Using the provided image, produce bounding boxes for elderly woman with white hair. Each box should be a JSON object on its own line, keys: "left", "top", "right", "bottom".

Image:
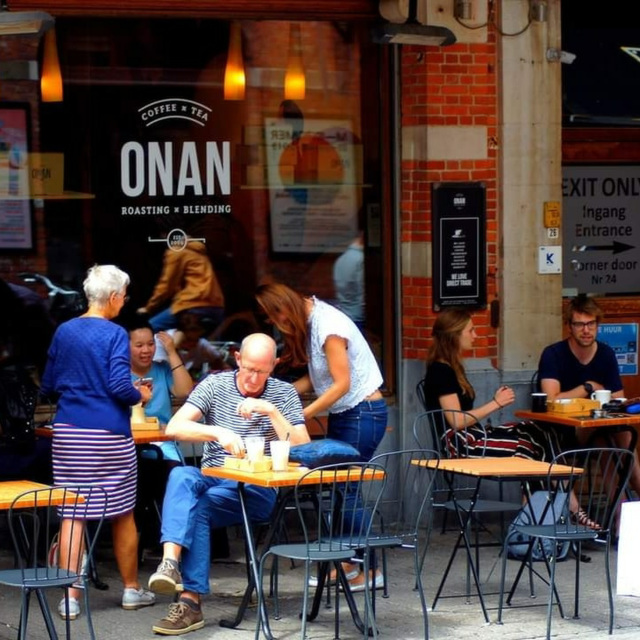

{"left": 41, "top": 265, "right": 156, "bottom": 620}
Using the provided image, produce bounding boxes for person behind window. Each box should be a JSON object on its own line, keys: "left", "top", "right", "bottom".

{"left": 40, "top": 265, "right": 156, "bottom": 620}
{"left": 137, "top": 239, "right": 225, "bottom": 334}
{"left": 255, "top": 282, "right": 387, "bottom": 591}
{"left": 153, "top": 310, "right": 231, "bottom": 379}
{"left": 332, "top": 231, "right": 365, "bottom": 330}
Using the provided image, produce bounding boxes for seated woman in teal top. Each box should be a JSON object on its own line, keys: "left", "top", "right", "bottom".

{"left": 126, "top": 316, "right": 194, "bottom": 463}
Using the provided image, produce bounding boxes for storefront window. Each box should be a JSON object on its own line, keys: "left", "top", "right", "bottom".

{"left": 1, "top": 16, "right": 391, "bottom": 386}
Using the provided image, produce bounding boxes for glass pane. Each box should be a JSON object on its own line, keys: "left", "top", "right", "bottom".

{"left": 2, "top": 16, "right": 389, "bottom": 385}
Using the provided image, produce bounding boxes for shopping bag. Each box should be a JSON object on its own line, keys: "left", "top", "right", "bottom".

{"left": 616, "top": 501, "right": 640, "bottom": 596}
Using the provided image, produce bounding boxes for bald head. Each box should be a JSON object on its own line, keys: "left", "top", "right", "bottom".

{"left": 240, "top": 333, "right": 278, "bottom": 361}
{"left": 236, "top": 333, "right": 279, "bottom": 396}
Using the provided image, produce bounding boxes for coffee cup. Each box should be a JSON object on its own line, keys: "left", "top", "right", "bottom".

{"left": 591, "top": 389, "right": 611, "bottom": 407}
{"left": 531, "top": 392, "right": 547, "bottom": 413}
{"left": 131, "top": 403, "right": 145, "bottom": 424}
{"left": 270, "top": 440, "right": 291, "bottom": 472}
{"left": 244, "top": 436, "right": 265, "bottom": 463}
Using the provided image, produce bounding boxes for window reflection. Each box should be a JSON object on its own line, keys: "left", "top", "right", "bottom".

{"left": 1, "top": 17, "right": 387, "bottom": 384}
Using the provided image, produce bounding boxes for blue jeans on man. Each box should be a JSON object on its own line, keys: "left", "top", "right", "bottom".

{"left": 160, "top": 466, "right": 276, "bottom": 594}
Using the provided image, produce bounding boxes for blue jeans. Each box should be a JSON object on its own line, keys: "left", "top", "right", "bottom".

{"left": 327, "top": 398, "right": 388, "bottom": 540}
{"left": 327, "top": 398, "right": 388, "bottom": 462}
{"left": 160, "top": 466, "right": 276, "bottom": 594}
{"left": 149, "top": 306, "right": 225, "bottom": 332}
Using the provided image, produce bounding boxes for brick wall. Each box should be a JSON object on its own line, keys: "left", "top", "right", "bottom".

{"left": 400, "top": 35, "right": 499, "bottom": 364}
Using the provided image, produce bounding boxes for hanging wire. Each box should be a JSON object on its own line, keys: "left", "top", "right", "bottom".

{"left": 455, "top": 0, "right": 533, "bottom": 37}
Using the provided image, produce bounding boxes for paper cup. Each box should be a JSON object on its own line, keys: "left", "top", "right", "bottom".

{"left": 270, "top": 440, "right": 291, "bottom": 472}
{"left": 244, "top": 436, "right": 265, "bottom": 463}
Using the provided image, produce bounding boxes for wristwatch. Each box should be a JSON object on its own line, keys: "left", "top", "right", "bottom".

{"left": 583, "top": 382, "right": 594, "bottom": 396}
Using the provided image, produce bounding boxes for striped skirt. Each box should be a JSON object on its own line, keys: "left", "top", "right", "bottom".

{"left": 52, "top": 425, "right": 137, "bottom": 519}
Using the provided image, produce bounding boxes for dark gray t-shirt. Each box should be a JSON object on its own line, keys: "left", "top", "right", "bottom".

{"left": 537, "top": 339, "right": 623, "bottom": 393}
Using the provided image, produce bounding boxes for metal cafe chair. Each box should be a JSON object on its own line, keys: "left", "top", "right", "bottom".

{"left": 366, "top": 448, "right": 440, "bottom": 640}
{"left": 254, "top": 461, "right": 387, "bottom": 640}
{"left": 497, "top": 447, "right": 634, "bottom": 640}
{"left": 0, "top": 485, "right": 108, "bottom": 640}
{"left": 412, "top": 410, "right": 521, "bottom": 607}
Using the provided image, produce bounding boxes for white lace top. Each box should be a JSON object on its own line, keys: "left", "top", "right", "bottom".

{"left": 307, "top": 297, "right": 383, "bottom": 414}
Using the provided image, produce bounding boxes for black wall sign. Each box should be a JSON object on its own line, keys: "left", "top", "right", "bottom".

{"left": 432, "top": 182, "right": 486, "bottom": 311}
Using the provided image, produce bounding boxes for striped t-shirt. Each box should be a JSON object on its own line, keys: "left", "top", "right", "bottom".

{"left": 185, "top": 370, "right": 305, "bottom": 468}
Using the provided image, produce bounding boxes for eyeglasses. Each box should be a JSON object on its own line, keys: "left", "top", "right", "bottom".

{"left": 239, "top": 364, "right": 271, "bottom": 377}
{"left": 571, "top": 320, "right": 597, "bottom": 330}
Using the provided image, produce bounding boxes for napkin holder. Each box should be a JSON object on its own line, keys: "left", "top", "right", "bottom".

{"left": 224, "top": 456, "right": 273, "bottom": 472}
{"left": 547, "top": 398, "right": 600, "bottom": 414}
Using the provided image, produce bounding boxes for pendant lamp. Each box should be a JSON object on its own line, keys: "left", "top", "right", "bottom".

{"left": 284, "top": 23, "right": 305, "bottom": 100}
{"left": 41, "top": 27, "right": 63, "bottom": 102}
{"left": 224, "top": 22, "right": 245, "bottom": 100}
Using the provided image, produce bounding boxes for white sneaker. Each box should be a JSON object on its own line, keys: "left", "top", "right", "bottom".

{"left": 58, "top": 596, "right": 80, "bottom": 620}
{"left": 122, "top": 587, "right": 156, "bottom": 610}
{"left": 308, "top": 565, "right": 360, "bottom": 587}
{"left": 342, "top": 570, "right": 384, "bottom": 593}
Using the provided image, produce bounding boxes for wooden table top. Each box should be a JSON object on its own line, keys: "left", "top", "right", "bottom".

{"left": 203, "top": 464, "right": 384, "bottom": 488}
{"left": 36, "top": 425, "right": 175, "bottom": 445}
{"left": 418, "top": 456, "right": 580, "bottom": 478}
{"left": 0, "top": 480, "right": 80, "bottom": 510}
{"left": 515, "top": 409, "right": 640, "bottom": 429}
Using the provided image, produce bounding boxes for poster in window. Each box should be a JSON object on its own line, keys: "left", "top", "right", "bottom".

{"left": 432, "top": 182, "right": 486, "bottom": 310}
{"left": 0, "top": 103, "right": 33, "bottom": 250}
{"left": 264, "top": 116, "right": 359, "bottom": 253}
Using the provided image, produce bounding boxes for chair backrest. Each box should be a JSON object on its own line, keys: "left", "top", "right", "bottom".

{"left": 530, "top": 370, "right": 540, "bottom": 393}
{"left": 293, "top": 462, "right": 387, "bottom": 552}
{"left": 416, "top": 379, "right": 427, "bottom": 412}
{"left": 368, "top": 448, "right": 440, "bottom": 543}
{"left": 412, "top": 409, "right": 487, "bottom": 459}
{"left": 8, "top": 485, "right": 108, "bottom": 587}
{"left": 546, "top": 447, "right": 634, "bottom": 536}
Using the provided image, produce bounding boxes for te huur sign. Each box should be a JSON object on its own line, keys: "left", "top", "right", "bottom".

{"left": 432, "top": 181, "right": 486, "bottom": 311}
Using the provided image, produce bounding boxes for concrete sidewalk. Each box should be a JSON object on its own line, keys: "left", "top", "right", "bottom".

{"left": 1, "top": 526, "right": 640, "bottom": 640}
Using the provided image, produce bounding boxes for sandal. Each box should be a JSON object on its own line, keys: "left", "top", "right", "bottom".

{"left": 570, "top": 508, "right": 602, "bottom": 531}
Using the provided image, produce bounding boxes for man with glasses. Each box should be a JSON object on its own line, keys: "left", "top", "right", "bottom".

{"left": 538, "top": 294, "right": 640, "bottom": 498}
{"left": 538, "top": 295, "right": 623, "bottom": 405}
{"left": 148, "top": 333, "right": 309, "bottom": 636}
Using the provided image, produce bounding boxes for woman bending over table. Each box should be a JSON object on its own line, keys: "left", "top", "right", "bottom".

{"left": 255, "top": 282, "right": 388, "bottom": 590}
{"left": 41, "top": 265, "right": 156, "bottom": 621}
